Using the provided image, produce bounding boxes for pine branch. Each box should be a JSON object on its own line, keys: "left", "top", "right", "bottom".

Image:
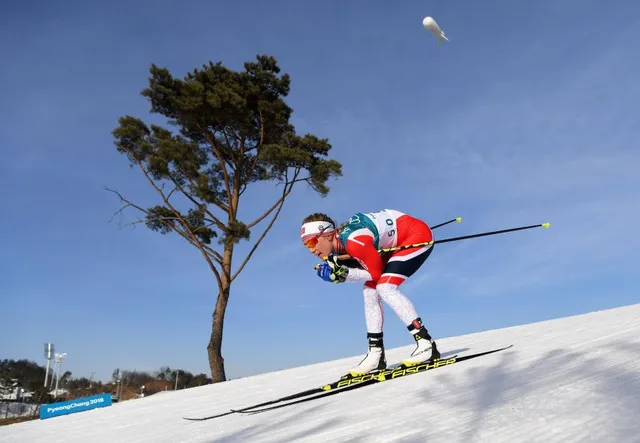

{"left": 249, "top": 110, "right": 265, "bottom": 173}
{"left": 197, "top": 123, "right": 235, "bottom": 216}
{"left": 107, "top": 151, "right": 224, "bottom": 280}
{"left": 231, "top": 168, "right": 300, "bottom": 282}
{"left": 246, "top": 193, "right": 286, "bottom": 229}
{"left": 105, "top": 187, "right": 223, "bottom": 265}
{"left": 165, "top": 171, "right": 227, "bottom": 232}
{"left": 165, "top": 157, "right": 230, "bottom": 214}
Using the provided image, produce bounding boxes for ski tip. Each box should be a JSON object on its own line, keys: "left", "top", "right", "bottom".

{"left": 456, "top": 217, "right": 462, "bottom": 223}
{"left": 183, "top": 409, "right": 237, "bottom": 421}
{"left": 541, "top": 222, "right": 550, "bottom": 228}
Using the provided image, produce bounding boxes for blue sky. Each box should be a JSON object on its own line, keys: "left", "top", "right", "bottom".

{"left": 1, "top": 0, "right": 639, "bottom": 383}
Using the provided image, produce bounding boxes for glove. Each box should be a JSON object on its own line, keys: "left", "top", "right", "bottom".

{"left": 316, "top": 253, "right": 349, "bottom": 283}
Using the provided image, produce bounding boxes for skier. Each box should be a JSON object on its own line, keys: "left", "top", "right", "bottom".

{"left": 300, "top": 209, "right": 441, "bottom": 377}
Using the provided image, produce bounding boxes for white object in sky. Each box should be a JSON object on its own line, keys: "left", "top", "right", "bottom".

{"left": 422, "top": 16, "right": 449, "bottom": 45}
{"left": 1, "top": 304, "right": 639, "bottom": 442}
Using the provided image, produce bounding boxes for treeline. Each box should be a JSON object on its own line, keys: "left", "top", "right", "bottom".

{"left": 1, "top": 358, "right": 212, "bottom": 402}
{"left": 0, "top": 359, "right": 55, "bottom": 405}
{"left": 113, "top": 366, "right": 211, "bottom": 390}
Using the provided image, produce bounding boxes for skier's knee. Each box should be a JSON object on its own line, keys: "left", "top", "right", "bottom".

{"left": 376, "top": 278, "right": 403, "bottom": 291}
{"left": 375, "top": 282, "right": 397, "bottom": 295}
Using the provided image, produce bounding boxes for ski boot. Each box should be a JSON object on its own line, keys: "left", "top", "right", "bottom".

{"left": 344, "top": 332, "right": 387, "bottom": 378}
{"left": 402, "top": 317, "right": 441, "bottom": 367}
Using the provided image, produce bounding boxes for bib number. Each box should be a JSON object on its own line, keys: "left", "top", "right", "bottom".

{"left": 386, "top": 218, "right": 395, "bottom": 237}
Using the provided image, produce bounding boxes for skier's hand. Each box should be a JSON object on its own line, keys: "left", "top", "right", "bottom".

{"left": 316, "top": 254, "right": 348, "bottom": 283}
{"left": 325, "top": 253, "right": 343, "bottom": 267}
{"left": 316, "top": 263, "right": 348, "bottom": 283}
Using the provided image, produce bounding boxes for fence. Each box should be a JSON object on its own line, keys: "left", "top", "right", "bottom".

{"left": 0, "top": 401, "right": 40, "bottom": 420}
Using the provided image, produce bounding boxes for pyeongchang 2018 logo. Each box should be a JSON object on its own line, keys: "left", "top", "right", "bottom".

{"left": 47, "top": 397, "right": 105, "bottom": 413}
{"left": 40, "top": 393, "right": 112, "bottom": 419}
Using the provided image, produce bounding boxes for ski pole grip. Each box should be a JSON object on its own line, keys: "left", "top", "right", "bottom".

{"left": 313, "top": 253, "right": 352, "bottom": 270}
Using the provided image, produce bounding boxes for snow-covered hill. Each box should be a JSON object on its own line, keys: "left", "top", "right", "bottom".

{"left": 2, "top": 304, "right": 639, "bottom": 443}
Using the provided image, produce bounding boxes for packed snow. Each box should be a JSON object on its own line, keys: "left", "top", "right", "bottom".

{"left": 1, "top": 304, "right": 639, "bottom": 442}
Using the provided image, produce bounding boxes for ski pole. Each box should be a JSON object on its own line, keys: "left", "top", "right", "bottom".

{"left": 314, "top": 221, "right": 549, "bottom": 266}
{"left": 431, "top": 216, "right": 462, "bottom": 230}
{"left": 433, "top": 222, "right": 550, "bottom": 244}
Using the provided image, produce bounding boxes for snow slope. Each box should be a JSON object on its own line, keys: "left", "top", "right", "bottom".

{"left": 2, "top": 304, "right": 639, "bottom": 443}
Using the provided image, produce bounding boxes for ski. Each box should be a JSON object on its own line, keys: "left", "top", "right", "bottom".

{"left": 227, "top": 354, "right": 459, "bottom": 415}
{"left": 183, "top": 345, "right": 511, "bottom": 421}
{"left": 181, "top": 358, "right": 443, "bottom": 422}
{"left": 235, "top": 345, "right": 512, "bottom": 415}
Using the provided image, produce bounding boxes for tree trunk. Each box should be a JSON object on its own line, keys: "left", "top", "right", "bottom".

{"left": 207, "top": 282, "right": 229, "bottom": 382}
{"left": 207, "top": 243, "right": 233, "bottom": 383}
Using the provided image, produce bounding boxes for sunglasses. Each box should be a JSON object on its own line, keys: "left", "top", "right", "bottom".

{"left": 303, "top": 231, "right": 334, "bottom": 249}
{"left": 303, "top": 234, "right": 320, "bottom": 249}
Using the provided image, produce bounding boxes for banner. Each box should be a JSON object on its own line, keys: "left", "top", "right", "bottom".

{"left": 40, "top": 393, "right": 112, "bottom": 420}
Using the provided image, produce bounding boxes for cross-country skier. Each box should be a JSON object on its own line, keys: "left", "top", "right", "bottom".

{"left": 300, "top": 209, "right": 441, "bottom": 376}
